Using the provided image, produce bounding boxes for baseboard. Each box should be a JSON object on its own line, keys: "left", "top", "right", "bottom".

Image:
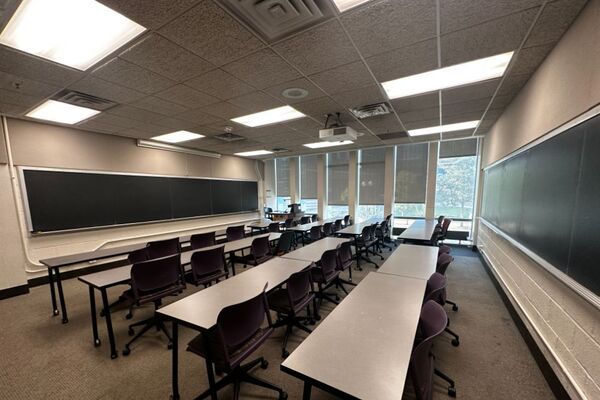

{"left": 476, "top": 249, "right": 571, "bottom": 400}
{"left": 0, "top": 284, "right": 30, "bottom": 300}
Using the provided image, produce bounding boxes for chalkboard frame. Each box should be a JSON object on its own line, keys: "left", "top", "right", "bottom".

{"left": 480, "top": 104, "right": 600, "bottom": 310}
{"left": 18, "top": 166, "right": 259, "bottom": 235}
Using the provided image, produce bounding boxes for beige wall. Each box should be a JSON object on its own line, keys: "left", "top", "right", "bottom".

{"left": 479, "top": 1, "right": 600, "bottom": 399}
{"left": 1, "top": 118, "right": 261, "bottom": 284}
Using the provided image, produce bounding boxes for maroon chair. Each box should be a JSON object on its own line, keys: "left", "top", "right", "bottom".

{"left": 284, "top": 218, "right": 295, "bottom": 228}
{"left": 353, "top": 225, "right": 379, "bottom": 269}
{"left": 226, "top": 225, "right": 246, "bottom": 241}
{"left": 424, "top": 273, "right": 460, "bottom": 347}
{"left": 300, "top": 216, "right": 311, "bottom": 224}
{"left": 322, "top": 222, "right": 334, "bottom": 237}
{"left": 272, "top": 231, "right": 294, "bottom": 256}
{"left": 147, "top": 238, "right": 180, "bottom": 259}
{"left": 190, "top": 232, "right": 216, "bottom": 250}
{"left": 312, "top": 249, "right": 341, "bottom": 308}
{"left": 333, "top": 219, "right": 343, "bottom": 233}
{"left": 186, "top": 285, "right": 287, "bottom": 400}
{"left": 268, "top": 267, "right": 316, "bottom": 357}
{"left": 122, "top": 254, "right": 185, "bottom": 356}
{"left": 409, "top": 300, "right": 456, "bottom": 399}
{"left": 304, "top": 225, "right": 322, "bottom": 244}
{"left": 243, "top": 236, "right": 273, "bottom": 267}
{"left": 436, "top": 254, "right": 459, "bottom": 311}
{"left": 190, "top": 246, "right": 229, "bottom": 287}
{"left": 343, "top": 214, "right": 351, "bottom": 227}
{"left": 438, "top": 245, "right": 452, "bottom": 256}
{"left": 268, "top": 222, "right": 281, "bottom": 232}
{"left": 439, "top": 218, "right": 452, "bottom": 243}
{"left": 336, "top": 241, "right": 357, "bottom": 292}
{"left": 311, "top": 214, "right": 318, "bottom": 222}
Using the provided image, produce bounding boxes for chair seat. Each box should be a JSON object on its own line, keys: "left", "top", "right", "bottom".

{"left": 191, "top": 269, "right": 228, "bottom": 286}
{"left": 438, "top": 245, "right": 451, "bottom": 255}
{"left": 311, "top": 268, "right": 339, "bottom": 284}
{"left": 187, "top": 326, "right": 274, "bottom": 370}
{"left": 267, "top": 288, "right": 314, "bottom": 314}
{"left": 123, "top": 284, "right": 183, "bottom": 306}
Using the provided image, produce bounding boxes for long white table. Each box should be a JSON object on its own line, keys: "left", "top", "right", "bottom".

{"left": 377, "top": 244, "right": 438, "bottom": 281}
{"left": 398, "top": 219, "right": 437, "bottom": 242}
{"left": 157, "top": 257, "right": 313, "bottom": 399}
{"left": 282, "top": 237, "right": 350, "bottom": 263}
{"left": 281, "top": 272, "right": 427, "bottom": 399}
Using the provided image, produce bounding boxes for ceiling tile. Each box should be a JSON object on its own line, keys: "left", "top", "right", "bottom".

{"left": 97, "top": 0, "right": 200, "bottom": 29}
{"left": 153, "top": 116, "right": 196, "bottom": 130}
{"left": 498, "top": 73, "right": 530, "bottom": 96}
{"left": 77, "top": 119, "right": 125, "bottom": 134}
{"left": 441, "top": 79, "right": 500, "bottom": 105}
{"left": 331, "top": 84, "right": 386, "bottom": 109}
{"left": 159, "top": 0, "right": 264, "bottom": 66}
{"left": 365, "top": 38, "right": 438, "bottom": 83}
{"left": 92, "top": 58, "right": 175, "bottom": 94}
{"left": 391, "top": 93, "right": 438, "bottom": 113}
{"left": 0, "top": 87, "right": 43, "bottom": 109}
{"left": 441, "top": 130, "right": 475, "bottom": 140}
{"left": 488, "top": 94, "right": 515, "bottom": 111}
{"left": 185, "top": 69, "right": 255, "bottom": 100}
{"left": 155, "top": 84, "right": 219, "bottom": 107}
{"left": 341, "top": 0, "right": 437, "bottom": 58}
{"left": 199, "top": 101, "right": 248, "bottom": 119}
{"left": 107, "top": 104, "right": 167, "bottom": 125}
{"left": 309, "top": 61, "right": 374, "bottom": 95}
{"left": 263, "top": 78, "right": 327, "bottom": 104}
{"left": 397, "top": 105, "right": 439, "bottom": 124}
{"left": 85, "top": 113, "right": 140, "bottom": 129}
{"left": 129, "top": 96, "right": 188, "bottom": 116}
{"left": 442, "top": 97, "right": 492, "bottom": 118}
{"left": 120, "top": 124, "right": 172, "bottom": 138}
{"left": 525, "top": 0, "right": 587, "bottom": 48}
{"left": 440, "top": 0, "right": 542, "bottom": 34}
{"left": 227, "top": 91, "right": 284, "bottom": 112}
{"left": 69, "top": 75, "right": 146, "bottom": 104}
{"left": 403, "top": 118, "right": 438, "bottom": 130}
{"left": 0, "top": 46, "right": 82, "bottom": 87}
{"left": 441, "top": 8, "right": 539, "bottom": 66}
{"left": 442, "top": 110, "right": 490, "bottom": 125}
{"left": 0, "top": 71, "right": 59, "bottom": 98}
{"left": 360, "top": 113, "right": 403, "bottom": 134}
{"left": 509, "top": 44, "right": 554, "bottom": 76}
{"left": 273, "top": 20, "right": 361, "bottom": 75}
{"left": 293, "top": 96, "right": 343, "bottom": 119}
{"left": 285, "top": 117, "right": 322, "bottom": 134}
{"left": 174, "top": 108, "right": 223, "bottom": 126}
{"left": 119, "top": 34, "right": 215, "bottom": 82}
{"left": 223, "top": 49, "right": 300, "bottom": 89}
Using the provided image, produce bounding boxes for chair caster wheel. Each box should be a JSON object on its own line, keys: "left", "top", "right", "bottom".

{"left": 126, "top": 312, "right": 133, "bottom": 320}
{"left": 53, "top": 310, "right": 60, "bottom": 316}
{"left": 452, "top": 305, "right": 458, "bottom": 311}
{"left": 260, "top": 359, "right": 269, "bottom": 369}
{"left": 279, "top": 391, "right": 288, "bottom": 400}
{"left": 314, "top": 314, "right": 321, "bottom": 321}
{"left": 122, "top": 348, "right": 131, "bottom": 356}
{"left": 167, "top": 342, "right": 173, "bottom": 350}
{"left": 282, "top": 350, "right": 289, "bottom": 358}
{"left": 308, "top": 319, "right": 315, "bottom": 325}
{"left": 128, "top": 328, "right": 134, "bottom": 336}
{"left": 448, "top": 387, "right": 456, "bottom": 397}
{"left": 335, "top": 295, "right": 340, "bottom": 301}
{"left": 94, "top": 339, "right": 101, "bottom": 347}
{"left": 99, "top": 310, "right": 105, "bottom": 317}
{"left": 451, "top": 339, "right": 460, "bottom": 347}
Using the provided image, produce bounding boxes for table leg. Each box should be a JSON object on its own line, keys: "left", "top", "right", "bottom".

{"left": 230, "top": 252, "right": 236, "bottom": 276}
{"left": 88, "top": 286, "right": 101, "bottom": 347}
{"left": 100, "top": 288, "right": 118, "bottom": 359}
{"left": 54, "top": 267, "right": 69, "bottom": 323}
{"left": 170, "top": 321, "right": 180, "bottom": 400}
{"left": 302, "top": 381, "right": 312, "bottom": 400}
{"left": 47, "top": 267, "right": 59, "bottom": 317}
{"left": 353, "top": 236, "right": 362, "bottom": 271}
{"left": 204, "top": 333, "right": 218, "bottom": 400}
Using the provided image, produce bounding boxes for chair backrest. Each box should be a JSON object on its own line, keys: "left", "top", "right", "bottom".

{"left": 130, "top": 254, "right": 181, "bottom": 300}
{"left": 190, "top": 232, "right": 216, "bottom": 250}
{"left": 300, "top": 216, "right": 311, "bottom": 224}
{"left": 147, "top": 238, "right": 180, "bottom": 259}
{"left": 191, "top": 246, "right": 225, "bottom": 278}
{"left": 429, "top": 229, "right": 440, "bottom": 246}
{"left": 437, "top": 215, "right": 445, "bottom": 224}
{"left": 275, "top": 231, "right": 294, "bottom": 254}
{"left": 251, "top": 236, "right": 271, "bottom": 258}
{"left": 128, "top": 247, "right": 149, "bottom": 264}
{"left": 423, "top": 272, "right": 447, "bottom": 305}
{"left": 264, "top": 207, "right": 273, "bottom": 213}
{"left": 309, "top": 226, "right": 322, "bottom": 240}
{"left": 268, "top": 222, "right": 281, "bottom": 232}
{"left": 334, "top": 219, "right": 343, "bottom": 232}
{"left": 372, "top": 223, "right": 382, "bottom": 239}
{"left": 360, "top": 225, "right": 372, "bottom": 242}
{"left": 311, "top": 214, "right": 318, "bottom": 222}
{"left": 441, "top": 218, "right": 452, "bottom": 235}
{"left": 337, "top": 241, "right": 353, "bottom": 271}
{"left": 322, "top": 222, "right": 333, "bottom": 236}
{"left": 286, "top": 267, "right": 313, "bottom": 307}
{"left": 319, "top": 249, "right": 338, "bottom": 276}
{"left": 215, "top": 284, "right": 271, "bottom": 357}
{"left": 284, "top": 218, "right": 294, "bottom": 228}
{"left": 410, "top": 300, "right": 449, "bottom": 400}
{"left": 436, "top": 253, "right": 454, "bottom": 275}
{"left": 226, "top": 225, "right": 245, "bottom": 241}
{"left": 343, "top": 215, "right": 351, "bottom": 226}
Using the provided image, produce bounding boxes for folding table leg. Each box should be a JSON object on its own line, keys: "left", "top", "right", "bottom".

{"left": 302, "top": 381, "right": 312, "bottom": 400}
{"left": 47, "top": 267, "right": 58, "bottom": 317}
{"left": 88, "top": 286, "right": 101, "bottom": 347}
{"left": 100, "top": 288, "right": 118, "bottom": 359}
{"left": 54, "top": 267, "right": 69, "bottom": 323}
{"left": 170, "top": 321, "right": 180, "bottom": 400}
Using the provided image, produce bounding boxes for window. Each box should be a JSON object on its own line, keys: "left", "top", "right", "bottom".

{"left": 435, "top": 139, "right": 478, "bottom": 233}
{"left": 275, "top": 158, "right": 290, "bottom": 211}
{"left": 300, "top": 155, "right": 318, "bottom": 214}
{"left": 394, "top": 143, "right": 428, "bottom": 225}
{"left": 327, "top": 152, "right": 349, "bottom": 219}
{"left": 357, "top": 148, "right": 386, "bottom": 222}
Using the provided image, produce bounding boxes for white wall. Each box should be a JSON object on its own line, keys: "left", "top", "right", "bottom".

{"left": 478, "top": 1, "right": 600, "bottom": 398}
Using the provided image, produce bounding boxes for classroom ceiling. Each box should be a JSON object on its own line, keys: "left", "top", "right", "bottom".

{"left": 0, "top": 0, "right": 588, "bottom": 158}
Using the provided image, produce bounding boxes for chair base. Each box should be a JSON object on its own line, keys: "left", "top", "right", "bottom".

{"left": 197, "top": 357, "right": 287, "bottom": 400}
{"left": 122, "top": 315, "right": 172, "bottom": 356}
{"left": 434, "top": 368, "right": 456, "bottom": 397}
{"left": 272, "top": 310, "right": 314, "bottom": 358}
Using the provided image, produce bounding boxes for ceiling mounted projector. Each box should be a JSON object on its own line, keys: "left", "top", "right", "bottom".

{"left": 319, "top": 112, "right": 359, "bottom": 142}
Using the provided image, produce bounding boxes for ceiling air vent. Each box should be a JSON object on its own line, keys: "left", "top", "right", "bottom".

{"left": 217, "top": 0, "right": 335, "bottom": 43}
{"left": 350, "top": 102, "right": 392, "bottom": 120}
{"left": 377, "top": 131, "right": 408, "bottom": 141}
{"left": 53, "top": 90, "right": 117, "bottom": 111}
{"left": 214, "top": 132, "right": 246, "bottom": 142}
{"left": 272, "top": 147, "right": 290, "bottom": 153}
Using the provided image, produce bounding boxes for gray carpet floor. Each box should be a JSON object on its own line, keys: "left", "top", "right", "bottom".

{"left": 0, "top": 244, "right": 555, "bottom": 400}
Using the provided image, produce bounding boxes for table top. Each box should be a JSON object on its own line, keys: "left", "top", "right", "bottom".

{"left": 336, "top": 217, "right": 381, "bottom": 236}
{"left": 281, "top": 272, "right": 426, "bottom": 400}
{"left": 398, "top": 219, "right": 437, "bottom": 241}
{"left": 285, "top": 219, "right": 335, "bottom": 232}
{"left": 282, "top": 238, "right": 350, "bottom": 263}
{"left": 247, "top": 219, "right": 280, "bottom": 229}
{"left": 157, "top": 257, "right": 312, "bottom": 330}
{"left": 377, "top": 244, "right": 438, "bottom": 281}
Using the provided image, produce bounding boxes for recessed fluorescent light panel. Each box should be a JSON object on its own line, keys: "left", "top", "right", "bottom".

{"left": 151, "top": 131, "right": 205, "bottom": 143}
{"left": 0, "top": 0, "right": 145, "bottom": 70}
{"left": 333, "top": 0, "right": 373, "bottom": 12}
{"left": 303, "top": 140, "right": 354, "bottom": 149}
{"left": 26, "top": 100, "right": 100, "bottom": 124}
{"left": 235, "top": 150, "right": 274, "bottom": 157}
{"left": 382, "top": 52, "right": 514, "bottom": 100}
{"left": 231, "top": 106, "right": 305, "bottom": 127}
{"left": 408, "top": 121, "right": 480, "bottom": 137}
